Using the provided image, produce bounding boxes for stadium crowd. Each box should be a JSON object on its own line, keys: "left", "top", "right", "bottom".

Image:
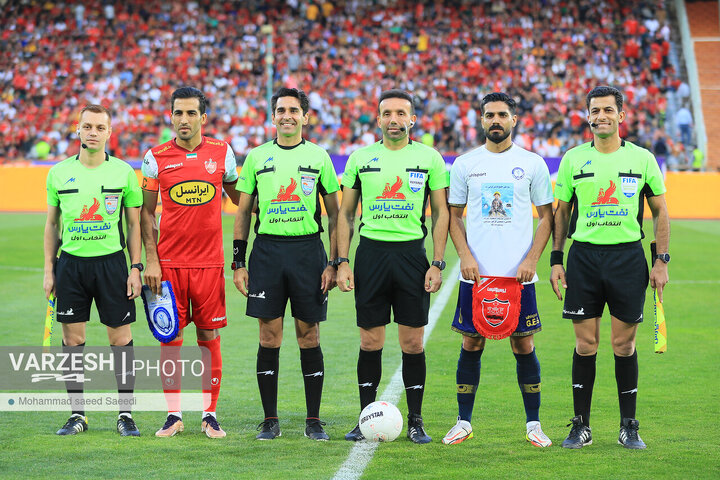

{"left": 0, "top": 0, "right": 696, "bottom": 164}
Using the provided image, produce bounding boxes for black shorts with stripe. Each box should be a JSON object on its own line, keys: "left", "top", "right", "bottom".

{"left": 354, "top": 237, "right": 430, "bottom": 328}
{"left": 563, "top": 240, "right": 649, "bottom": 323}
{"left": 55, "top": 251, "right": 136, "bottom": 327}
{"left": 246, "top": 234, "right": 328, "bottom": 323}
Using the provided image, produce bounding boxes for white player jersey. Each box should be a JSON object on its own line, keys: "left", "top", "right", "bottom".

{"left": 449, "top": 144, "right": 554, "bottom": 283}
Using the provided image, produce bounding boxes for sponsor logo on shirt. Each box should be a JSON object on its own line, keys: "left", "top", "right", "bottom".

{"left": 264, "top": 156, "right": 274, "bottom": 165}
{"left": 591, "top": 181, "right": 620, "bottom": 205}
{"left": 168, "top": 180, "right": 216, "bottom": 206}
{"left": 376, "top": 176, "right": 405, "bottom": 200}
{"left": 164, "top": 163, "right": 183, "bottom": 170}
{"left": 63, "top": 177, "right": 76, "bottom": 185}
{"left": 271, "top": 178, "right": 301, "bottom": 203}
{"left": 153, "top": 144, "right": 172, "bottom": 155}
{"left": 74, "top": 198, "right": 104, "bottom": 222}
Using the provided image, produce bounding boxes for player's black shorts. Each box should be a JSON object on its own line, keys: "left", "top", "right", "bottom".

{"left": 55, "top": 251, "right": 136, "bottom": 327}
{"left": 354, "top": 237, "right": 430, "bottom": 328}
{"left": 246, "top": 233, "right": 328, "bottom": 323}
{"left": 563, "top": 240, "right": 648, "bottom": 324}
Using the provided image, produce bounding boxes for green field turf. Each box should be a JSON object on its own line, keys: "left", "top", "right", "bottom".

{"left": 0, "top": 213, "right": 718, "bottom": 479}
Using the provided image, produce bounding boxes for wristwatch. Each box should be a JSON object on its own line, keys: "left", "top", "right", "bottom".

{"left": 336, "top": 257, "right": 350, "bottom": 266}
{"left": 130, "top": 263, "right": 144, "bottom": 272}
{"left": 231, "top": 261, "right": 246, "bottom": 270}
{"left": 655, "top": 253, "right": 670, "bottom": 264}
{"left": 431, "top": 260, "right": 446, "bottom": 271}
{"left": 328, "top": 259, "right": 338, "bottom": 270}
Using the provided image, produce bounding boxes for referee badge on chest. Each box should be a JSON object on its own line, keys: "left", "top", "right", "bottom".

{"left": 301, "top": 174, "right": 316, "bottom": 195}
{"left": 620, "top": 176, "right": 638, "bottom": 198}
{"left": 104, "top": 194, "right": 119, "bottom": 215}
{"left": 408, "top": 171, "right": 426, "bottom": 193}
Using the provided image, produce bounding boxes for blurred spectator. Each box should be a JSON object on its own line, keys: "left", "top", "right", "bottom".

{"left": 692, "top": 146, "right": 704, "bottom": 172}
{"left": 675, "top": 104, "right": 693, "bottom": 146}
{"left": 0, "top": 0, "right": 692, "bottom": 162}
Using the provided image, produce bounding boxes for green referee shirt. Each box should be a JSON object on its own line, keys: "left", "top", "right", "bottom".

{"left": 555, "top": 140, "right": 666, "bottom": 245}
{"left": 342, "top": 140, "right": 449, "bottom": 242}
{"left": 46, "top": 154, "right": 143, "bottom": 256}
{"left": 237, "top": 139, "right": 339, "bottom": 236}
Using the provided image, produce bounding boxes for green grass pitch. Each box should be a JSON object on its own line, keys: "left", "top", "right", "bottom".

{"left": 0, "top": 213, "right": 718, "bottom": 479}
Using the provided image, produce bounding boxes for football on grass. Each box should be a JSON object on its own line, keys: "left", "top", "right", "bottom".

{"left": 358, "top": 401, "right": 403, "bottom": 442}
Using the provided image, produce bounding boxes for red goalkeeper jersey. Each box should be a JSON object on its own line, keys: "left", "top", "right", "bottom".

{"left": 141, "top": 137, "right": 238, "bottom": 267}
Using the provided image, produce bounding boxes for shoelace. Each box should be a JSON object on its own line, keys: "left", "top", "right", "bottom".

{"left": 257, "top": 419, "right": 277, "bottom": 431}
{"left": 119, "top": 416, "right": 137, "bottom": 431}
{"left": 162, "top": 415, "right": 180, "bottom": 429}
{"left": 203, "top": 416, "right": 220, "bottom": 430}
{"left": 306, "top": 420, "right": 326, "bottom": 432}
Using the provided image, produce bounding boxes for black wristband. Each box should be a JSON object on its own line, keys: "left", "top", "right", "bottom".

{"left": 550, "top": 250, "right": 564, "bottom": 266}
{"left": 233, "top": 239, "right": 247, "bottom": 264}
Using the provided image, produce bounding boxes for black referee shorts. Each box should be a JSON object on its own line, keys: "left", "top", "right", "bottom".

{"left": 354, "top": 237, "right": 430, "bottom": 328}
{"left": 55, "top": 251, "right": 136, "bottom": 327}
{"left": 246, "top": 234, "right": 328, "bottom": 323}
{"left": 563, "top": 241, "right": 649, "bottom": 324}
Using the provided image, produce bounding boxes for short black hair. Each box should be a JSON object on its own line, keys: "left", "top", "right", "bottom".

{"left": 481, "top": 92, "right": 516, "bottom": 115}
{"left": 378, "top": 89, "right": 415, "bottom": 114}
{"left": 586, "top": 85, "right": 624, "bottom": 111}
{"left": 271, "top": 87, "right": 310, "bottom": 115}
{"left": 171, "top": 86, "right": 209, "bottom": 114}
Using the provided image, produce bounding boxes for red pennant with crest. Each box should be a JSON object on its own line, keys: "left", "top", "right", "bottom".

{"left": 471, "top": 276, "right": 523, "bottom": 340}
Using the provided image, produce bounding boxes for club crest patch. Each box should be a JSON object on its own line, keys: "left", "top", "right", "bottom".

{"left": 408, "top": 171, "right": 425, "bottom": 193}
{"left": 205, "top": 158, "right": 217, "bottom": 174}
{"left": 104, "top": 194, "right": 119, "bottom": 215}
{"left": 301, "top": 174, "right": 316, "bottom": 196}
{"left": 621, "top": 176, "right": 638, "bottom": 198}
{"left": 481, "top": 297, "right": 510, "bottom": 327}
{"left": 512, "top": 167, "right": 525, "bottom": 180}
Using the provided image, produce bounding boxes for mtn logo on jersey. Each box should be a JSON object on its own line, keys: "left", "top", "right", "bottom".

{"left": 408, "top": 171, "right": 425, "bottom": 193}
{"left": 377, "top": 176, "right": 405, "bottom": 200}
{"left": 591, "top": 181, "right": 619, "bottom": 205}
{"left": 104, "top": 194, "right": 119, "bottom": 215}
{"left": 75, "top": 198, "right": 104, "bottom": 222}
{"left": 205, "top": 158, "right": 217, "bottom": 174}
{"left": 271, "top": 178, "right": 301, "bottom": 203}
{"left": 621, "top": 177, "right": 638, "bottom": 198}
{"left": 168, "top": 180, "right": 216, "bottom": 206}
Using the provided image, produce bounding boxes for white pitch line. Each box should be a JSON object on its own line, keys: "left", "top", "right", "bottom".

{"left": 332, "top": 260, "right": 461, "bottom": 480}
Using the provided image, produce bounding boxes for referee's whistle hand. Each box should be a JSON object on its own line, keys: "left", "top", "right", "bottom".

{"left": 127, "top": 270, "right": 142, "bottom": 300}
{"left": 233, "top": 269, "right": 249, "bottom": 297}
{"left": 336, "top": 264, "right": 354, "bottom": 292}
{"left": 550, "top": 265, "right": 566, "bottom": 300}
{"left": 321, "top": 266, "right": 337, "bottom": 294}
{"left": 425, "top": 268, "right": 442, "bottom": 293}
